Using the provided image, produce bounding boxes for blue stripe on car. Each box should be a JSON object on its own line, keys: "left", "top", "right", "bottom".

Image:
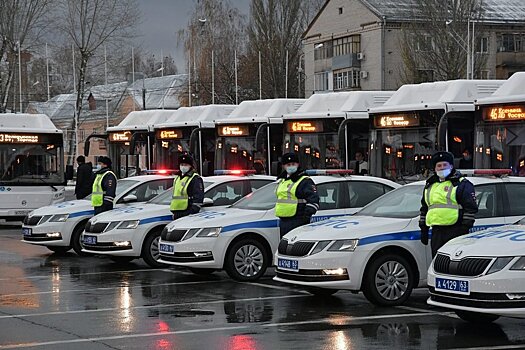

{"left": 139, "top": 215, "right": 173, "bottom": 225}
{"left": 69, "top": 210, "right": 95, "bottom": 218}
{"left": 222, "top": 219, "right": 279, "bottom": 233}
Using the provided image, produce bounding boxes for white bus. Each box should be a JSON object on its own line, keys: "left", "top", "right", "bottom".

{"left": 0, "top": 114, "right": 66, "bottom": 222}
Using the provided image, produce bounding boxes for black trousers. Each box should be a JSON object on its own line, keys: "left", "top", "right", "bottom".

{"left": 279, "top": 216, "right": 311, "bottom": 239}
{"left": 94, "top": 202, "right": 113, "bottom": 215}
{"left": 431, "top": 225, "right": 469, "bottom": 257}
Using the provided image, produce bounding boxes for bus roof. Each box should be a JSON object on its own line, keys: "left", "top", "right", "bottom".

{"left": 369, "top": 80, "right": 504, "bottom": 114}
{"left": 107, "top": 110, "right": 175, "bottom": 132}
{"left": 476, "top": 72, "right": 525, "bottom": 106}
{"left": 155, "top": 104, "right": 237, "bottom": 129}
{"left": 217, "top": 98, "right": 305, "bottom": 124}
{"left": 0, "top": 113, "right": 61, "bottom": 134}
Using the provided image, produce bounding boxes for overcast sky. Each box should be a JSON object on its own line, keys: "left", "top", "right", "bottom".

{"left": 136, "top": 0, "right": 250, "bottom": 73}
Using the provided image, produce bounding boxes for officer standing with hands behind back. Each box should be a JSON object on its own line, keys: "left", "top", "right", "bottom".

{"left": 170, "top": 153, "right": 205, "bottom": 220}
{"left": 419, "top": 151, "right": 478, "bottom": 257}
{"left": 275, "top": 153, "right": 320, "bottom": 238}
{"left": 92, "top": 156, "right": 117, "bottom": 215}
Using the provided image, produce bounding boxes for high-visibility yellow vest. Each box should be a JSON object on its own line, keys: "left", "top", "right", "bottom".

{"left": 425, "top": 178, "right": 465, "bottom": 226}
{"left": 91, "top": 171, "right": 116, "bottom": 207}
{"left": 170, "top": 173, "right": 198, "bottom": 211}
{"left": 275, "top": 176, "right": 308, "bottom": 218}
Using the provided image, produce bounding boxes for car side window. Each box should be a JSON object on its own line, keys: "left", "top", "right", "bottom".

{"left": 250, "top": 179, "right": 273, "bottom": 191}
{"left": 317, "top": 182, "right": 344, "bottom": 210}
{"left": 205, "top": 181, "right": 245, "bottom": 206}
{"left": 124, "top": 179, "right": 172, "bottom": 203}
{"left": 503, "top": 183, "right": 525, "bottom": 216}
{"left": 348, "top": 182, "right": 390, "bottom": 208}
{"left": 474, "top": 184, "right": 498, "bottom": 219}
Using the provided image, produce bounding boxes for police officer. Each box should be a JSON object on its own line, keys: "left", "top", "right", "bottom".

{"left": 92, "top": 156, "right": 117, "bottom": 215}
{"left": 276, "top": 153, "right": 320, "bottom": 238}
{"left": 170, "top": 153, "right": 204, "bottom": 220}
{"left": 419, "top": 151, "right": 478, "bottom": 257}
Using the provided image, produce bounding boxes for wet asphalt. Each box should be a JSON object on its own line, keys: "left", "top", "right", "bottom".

{"left": 1, "top": 226, "right": 525, "bottom": 350}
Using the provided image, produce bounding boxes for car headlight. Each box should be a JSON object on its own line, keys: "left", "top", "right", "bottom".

{"left": 39, "top": 215, "right": 53, "bottom": 224}
{"left": 50, "top": 214, "right": 69, "bottom": 222}
{"left": 182, "top": 228, "right": 200, "bottom": 241}
{"left": 117, "top": 220, "right": 140, "bottom": 230}
{"left": 309, "top": 240, "right": 332, "bottom": 255}
{"left": 327, "top": 239, "right": 358, "bottom": 252}
{"left": 510, "top": 257, "right": 525, "bottom": 271}
{"left": 104, "top": 221, "right": 121, "bottom": 232}
{"left": 486, "top": 257, "right": 514, "bottom": 274}
{"left": 196, "top": 227, "right": 222, "bottom": 237}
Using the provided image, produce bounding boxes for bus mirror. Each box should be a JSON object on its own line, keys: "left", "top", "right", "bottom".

{"left": 65, "top": 165, "right": 74, "bottom": 181}
{"left": 84, "top": 141, "right": 90, "bottom": 156}
{"left": 201, "top": 161, "right": 211, "bottom": 176}
{"left": 271, "top": 161, "right": 281, "bottom": 176}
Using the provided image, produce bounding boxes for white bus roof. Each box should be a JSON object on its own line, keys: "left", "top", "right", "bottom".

{"left": 107, "top": 110, "right": 175, "bottom": 132}
{"left": 217, "top": 99, "right": 305, "bottom": 124}
{"left": 0, "top": 113, "right": 61, "bottom": 134}
{"left": 476, "top": 72, "right": 525, "bottom": 105}
{"left": 282, "top": 91, "right": 394, "bottom": 120}
{"left": 370, "top": 80, "right": 505, "bottom": 114}
{"left": 156, "top": 104, "right": 237, "bottom": 129}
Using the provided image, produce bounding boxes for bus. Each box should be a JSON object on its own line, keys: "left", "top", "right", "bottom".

{"left": 281, "top": 91, "right": 393, "bottom": 170}
{"left": 368, "top": 80, "right": 504, "bottom": 182}
{"left": 474, "top": 72, "right": 525, "bottom": 175}
{"left": 153, "top": 105, "right": 236, "bottom": 175}
{"left": 0, "top": 114, "right": 66, "bottom": 221}
{"left": 214, "top": 99, "right": 305, "bottom": 175}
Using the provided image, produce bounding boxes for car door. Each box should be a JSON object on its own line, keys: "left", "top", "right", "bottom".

{"left": 502, "top": 182, "right": 525, "bottom": 224}
{"left": 471, "top": 183, "right": 505, "bottom": 231}
{"left": 313, "top": 181, "right": 351, "bottom": 221}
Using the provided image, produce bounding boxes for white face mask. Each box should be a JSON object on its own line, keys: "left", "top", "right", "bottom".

{"left": 436, "top": 168, "right": 451, "bottom": 178}
{"left": 94, "top": 164, "right": 102, "bottom": 171}
{"left": 285, "top": 165, "right": 298, "bottom": 175}
{"left": 180, "top": 165, "right": 191, "bottom": 174}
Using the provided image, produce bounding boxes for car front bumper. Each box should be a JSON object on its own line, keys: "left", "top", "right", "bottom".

{"left": 81, "top": 229, "right": 143, "bottom": 257}
{"left": 21, "top": 221, "right": 77, "bottom": 246}
{"left": 157, "top": 236, "right": 229, "bottom": 269}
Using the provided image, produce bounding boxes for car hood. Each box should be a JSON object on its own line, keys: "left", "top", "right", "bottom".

{"left": 164, "top": 208, "right": 270, "bottom": 231}
{"left": 438, "top": 225, "right": 525, "bottom": 257}
{"left": 91, "top": 204, "right": 171, "bottom": 223}
{"left": 283, "top": 215, "right": 413, "bottom": 243}
{"left": 30, "top": 199, "right": 93, "bottom": 217}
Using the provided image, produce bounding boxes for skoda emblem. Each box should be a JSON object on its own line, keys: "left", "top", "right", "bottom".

{"left": 290, "top": 236, "right": 297, "bottom": 243}
{"left": 21, "top": 200, "right": 27, "bottom": 206}
{"left": 454, "top": 250, "right": 463, "bottom": 257}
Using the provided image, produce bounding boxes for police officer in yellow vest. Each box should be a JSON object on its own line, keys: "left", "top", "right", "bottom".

{"left": 92, "top": 156, "right": 117, "bottom": 215}
{"left": 276, "top": 153, "right": 320, "bottom": 239}
{"left": 170, "top": 153, "right": 204, "bottom": 220}
{"left": 419, "top": 151, "right": 478, "bottom": 257}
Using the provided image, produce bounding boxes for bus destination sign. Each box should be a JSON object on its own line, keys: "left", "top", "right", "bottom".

{"left": 218, "top": 125, "right": 249, "bottom": 136}
{"left": 286, "top": 121, "right": 323, "bottom": 133}
{"left": 156, "top": 129, "right": 182, "bottom": 140}
{"left": 374, "top": 114, "right": 420, "bottom": 128}
{"left": 483, "top": 105, "right": 525, "bottom": 122}
{"left": 0, "top": 133, "right": 40, "bottom": 143}
{"left": 109, "top": 131, "right": 132, "bottom": 142}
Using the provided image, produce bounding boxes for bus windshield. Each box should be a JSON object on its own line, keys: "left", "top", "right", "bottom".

{"left": 0, "top": 135, "right": 64, "bottom": 186}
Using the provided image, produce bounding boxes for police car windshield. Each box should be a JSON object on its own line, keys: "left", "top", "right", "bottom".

{"left": 357, "top": 184, "right": 425, "bottom": 219}
{"left": 148, "top": 181, "right": 213, "bottom": 205}
{"left": 85, "top": 179, "right": 138, "bottom": 201}
{"left": 231, "top": 182, "right": 278, "bottom": 211}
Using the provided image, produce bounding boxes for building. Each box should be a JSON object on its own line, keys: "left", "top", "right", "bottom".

{"left": 302, "top": 0, "right": 525, "bottom": 96}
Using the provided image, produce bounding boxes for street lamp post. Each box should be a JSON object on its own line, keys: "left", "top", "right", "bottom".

{"left": 298, "top": 43, "right": 323, "bottom": 98}
{"left": 142, "top": 67, "right": 164, "bottom": 110}
{"left": 446, "top": 18, "right": 475, "bottom": 79}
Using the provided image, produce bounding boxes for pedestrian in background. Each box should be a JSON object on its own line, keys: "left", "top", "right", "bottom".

{"left": 75, "top": 155, "right": 93, "bottom": 200}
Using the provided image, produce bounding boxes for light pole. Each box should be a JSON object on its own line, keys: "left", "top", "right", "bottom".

{"left": 298, "top": 43, "right": 323, "bottom": 98}
{"left": 445, "top": 18, "right": 475, "bottom": 79}
{"left": 142, "top": 67, "right": 164, "bottom": 110}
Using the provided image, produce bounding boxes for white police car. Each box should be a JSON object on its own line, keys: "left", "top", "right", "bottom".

{"left": 428, "top": 217, "right": 525, "bottom": 323}
{"left": 21, "top": 175, "right": 173, "bottom": 255}
{"left": 274, "top": 171, "right": 525, "bottom": 306}
{"left": 158, "top": 171, "right": 400, "bottom": 281}
{"left": 80, "top": 173, "right": 275, "bottom": 267}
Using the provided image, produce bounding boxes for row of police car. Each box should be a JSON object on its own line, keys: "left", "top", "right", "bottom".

{"left": 21, "top": 169, "right": 525, "bottom": 323}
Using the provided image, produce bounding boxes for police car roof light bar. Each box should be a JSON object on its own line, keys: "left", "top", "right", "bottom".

{"left": 141, "top": 169, "right": 177, "bottom": 175}
{"left": 459, "top": 169, "right": 512, "bottom": 177}
{"left": 214, "top": 169, "right": 257, "bottom": 176}
{"left": 305, "top": 169, "right": 355, "bottom": 176}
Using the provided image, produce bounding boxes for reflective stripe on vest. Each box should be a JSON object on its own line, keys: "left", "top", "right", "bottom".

{"left": 91, "top": 171, "right": 116, "bottom": 207}
{"left": 170, "top": 173, "right": 198, "bottom": 211}
{"left": 425, "top": 178, "right": 464, "bottom": 226}
{"left": 275, "top": 176, "right": 308, "bottom": 218}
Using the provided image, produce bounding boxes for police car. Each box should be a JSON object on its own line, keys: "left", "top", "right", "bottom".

{"left": 80, "top": 172, "right": 275, "bottom": 267}
{"left": 158, "top": 171, "right": 399, "bottom": 281}
{"left": 428, "top": 217, "right": 525, "bottom": 323}
{"left": 21, "top": 175, "right": 173, "bottom": 255}
{"left": 274, "top": 171, "right": 525, "bottom": 306}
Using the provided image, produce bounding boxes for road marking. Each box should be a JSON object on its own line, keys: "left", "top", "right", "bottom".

{"left": 449, "top": 346, "right": 525, "bottom": 350}
{"left": 241, "top": 282, "right": 309, "bottom": 294}
{"left": 0, "top": 294, "right": 308, "bottom": 319}
{"left": 0, "top": 268, "right": 176, "bottom": 281}
{"left": 397, "top": 305, "right": 459, "bottom": 319}
{"left": 0, "top": 311, "right": 441, "bottom": 349}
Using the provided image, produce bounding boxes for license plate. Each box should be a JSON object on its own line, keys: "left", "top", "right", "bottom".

{"left": 22, "top": 227, "right": 32, "bottom": 236}
{"left": 83, "top": 235, "right": 97, "bottom": 245}
{"left": 15, "top": 210, "right": 30, "bottom": 215}
{"left": 159, "top": 243, "right": 174, "bottom": 254}
{"left": 435, "top": 277, "right": 469, "bottom": 295}
{"left": 277, "top": 258, "right": 299, "bottom": 272}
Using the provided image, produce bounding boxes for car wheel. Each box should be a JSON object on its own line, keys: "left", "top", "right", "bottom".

{"left": 188, "top": 267, "right": 216, "bottom": 275}
{"left": 142, "top": 229, "right": 167, "bottom": 268}
{"left": 306, "top": 287, "right": 338, "bottom": 297}
{"left": 362, "top": 253, "right": 414, "bottom": 306}
{"left": 455, "top": 310, "right": 500, "bottom": 323}
{"left": 109, "top": 256, "right": 135, "bottom": 264}
{"left": 47, "top": 246, "right": 71, "bottom": 255}
{"left": 71, "top": 223, "right": 91, "bottom": 256}
{"left": 225, "top": 238, "right": 268, "bottom": 282}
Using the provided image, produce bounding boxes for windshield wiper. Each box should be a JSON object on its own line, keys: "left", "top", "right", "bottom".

{"left": 36, "top": 177, "right": 58, "bottom": 191}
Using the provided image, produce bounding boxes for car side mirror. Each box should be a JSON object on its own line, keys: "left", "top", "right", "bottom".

{"left": 202, "top": 198, "right": 214, "bottom": 207}
{"left": 122, "top": 194, "right": 137, "bottom": 203}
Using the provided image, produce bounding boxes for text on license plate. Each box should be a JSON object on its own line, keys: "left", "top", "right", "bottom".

{"left": 278, "top": 258, "right": 299, "bottom": 271}
{"left": 83, "top": 235, "right": 97, "bottom": 245}
{"left": 435, "top": 277, "right": 469, "bottom": 294}
{"left": 159, "top": 243, "right": 174, "bottom": 254}
{"left": 22, "top": 227, "right": 32, "bottom": 236}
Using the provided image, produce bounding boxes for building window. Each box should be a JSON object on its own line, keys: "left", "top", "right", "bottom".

{"left": 314, "top": 72, "right": 330, "bottom": 92}
{"left": 416, "top": 69, "right": 434, "bottom": 83}
{"left": 333, "top": 35, "right": 361, "bottom": 57}
{"left": 338, "top": 7, "right": 343, "bottom": 15}
{"left": 479, "top": 70, "right": 490, "bottom": 79}
{"left": 497, "top": 33, "right": 525, "bottom": 52}
{"left": 333, "top": 69, "right": 360, "bottom": 90}
{"left": 314, "top": 41, "right": 333, "bottom": 61}
{"left": 476, "top": 37, "right": 489, "bottom": 53}
{"left": 414, "top": 35, "right": 433, "bottom": 52}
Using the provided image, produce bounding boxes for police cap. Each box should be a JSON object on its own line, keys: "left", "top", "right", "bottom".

{"left": 98, "top": 156, "right": 112, "bottom": 167}
{"left": 281, "top": 152, "right": 299, "bottom": 165}
{"left": 432, "top": 151, "right": 454, "bottom": 168}
{"left": 178, "top": 153, "right": 194, "bottom": 165}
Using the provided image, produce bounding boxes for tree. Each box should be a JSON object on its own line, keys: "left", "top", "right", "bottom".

{"left": 400, "top": 0, "right": 487, "bottom": 83}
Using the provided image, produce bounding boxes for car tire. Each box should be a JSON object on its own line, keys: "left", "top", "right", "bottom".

{"left": 225, "top": 238, "right": 268, "bottom": 282}
{"left": 47, "top": 246, "right": 71, "bottom": 255}
{"left": 362, "top": 253, "right": 415, "bottom": 306}
{"left": 71, "top": 223, "right": 91, "bottom": 256}
{"left": 188, "top": 267, "right": 216, "bottom": 275}
{"left": 306, "top": 287, "right": 338, "bottom": 297}
{"left": 455, "top": 310, "right": 500, "bottom": 323}
{"left": 142, "top": 229, "right": 167, "bottom": 268}
{"left": 109, "top": 256, "right": 135, "bottom": 264}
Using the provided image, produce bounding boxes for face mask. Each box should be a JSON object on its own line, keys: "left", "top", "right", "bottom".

{"left": 180, "top": 165, "right": 191, "bottom": 174}
{"left": 285, "top": 166, "right": 298, "bottom": 175}
{"left": 436, "top": 168, "right": 451, "bottom": 178}
{"left": 94, "top": 165, "right": 102, "bottom": 171}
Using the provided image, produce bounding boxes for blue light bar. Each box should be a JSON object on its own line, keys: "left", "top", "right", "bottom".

{"left": 305, "top": 169, "right": 355, "bottom": 176}
{"left": 214, "top": 170, "right": 257, "bottom": 176}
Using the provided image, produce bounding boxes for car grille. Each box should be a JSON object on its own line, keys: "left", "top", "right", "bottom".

{"left": 161, "top": 227, "right": 187, "bottom": 242}
{"left": 85, "top": 222, "right": 108, "bottom": 233}
{"left": 24, "top": 216, "right": 42, "bottom": 226}
{"left": 277, "top": 240, "right": 315, "bottom": 257}
{"left": 433, "top": 254, "right": 492, "bottom": 277}
{"left": 159, "top": 252, "right": 213, "bottom": 263}
{"left": 275, "top": 269, "right": 349, "bottom": 282}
